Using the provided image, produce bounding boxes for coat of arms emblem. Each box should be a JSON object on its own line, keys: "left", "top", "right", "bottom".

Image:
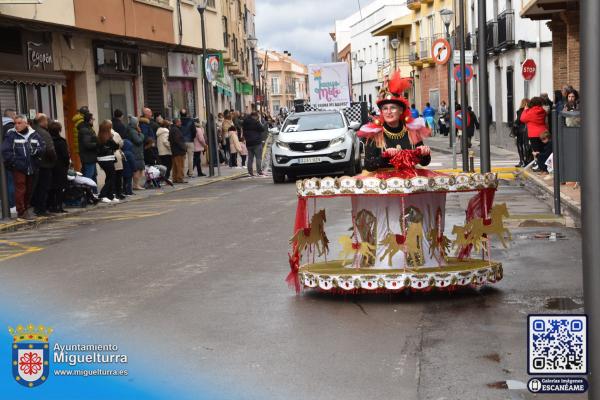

{"left": 9, "top": 323, "right": 52, "bottom": 388}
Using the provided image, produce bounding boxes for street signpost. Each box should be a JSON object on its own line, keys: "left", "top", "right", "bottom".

{"left": 432, "top": 38, "right": 451, "bottom": 65}
{"left": 521, "top": 59, "right": 537, "bottom": 81}
{"left": 453, "top": 64, "right": 474, "bottom": 83}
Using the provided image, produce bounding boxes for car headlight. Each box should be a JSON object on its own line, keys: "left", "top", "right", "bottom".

{"left": 276, "top": 140, "right": 290, "bottom": 149}
{"left": 329, "top": 135, "right": 346, "bottom": 147}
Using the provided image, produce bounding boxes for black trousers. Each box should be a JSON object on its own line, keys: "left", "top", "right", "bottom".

{"left": 48, "top": 165, "right": 67, "bottom": 211}
{"left": 99, "top": 161, "right": 116, "bottom": 200}
{"left": 32, "top": 167, "right": 52, "bottom": 213}
{"left": 115, "top": 170, "right": 124, "bottom": 197}
{"left": 193, "top": 151, "right": 204, "bottom": 175}
{"left": 160, "top": 155, "right": 172, "bottom": 180}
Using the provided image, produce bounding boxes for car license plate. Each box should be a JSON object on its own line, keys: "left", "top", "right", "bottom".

{"left": 298, "top": 157, "right": 321, "bottom": 164}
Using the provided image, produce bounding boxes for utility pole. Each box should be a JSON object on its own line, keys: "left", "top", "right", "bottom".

{"left": 458, "top": 0, "right": 469, "bottom": 171}
{"left": 477, "top": 0, "right": 491, "bottom": 173}
{"left": 581, "top": 0, "right": 600, "bottom": 397}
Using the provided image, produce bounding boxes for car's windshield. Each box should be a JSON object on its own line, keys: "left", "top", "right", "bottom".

{"left": 282, "top": 113, "right": 345, "bottom": 132}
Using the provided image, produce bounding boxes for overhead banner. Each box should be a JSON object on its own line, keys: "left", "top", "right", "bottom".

{"left": 308, "top": 62, "right": 350, "bottom": 110}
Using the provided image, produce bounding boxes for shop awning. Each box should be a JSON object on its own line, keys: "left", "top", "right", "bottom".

{"left": 0, "top": 70, "right": 66, "bottom": 86}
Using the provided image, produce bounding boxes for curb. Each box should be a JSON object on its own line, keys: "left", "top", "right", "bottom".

{"left": 521, "top": 170, "right": 581, "bottom": 220}
{"left": 0, "top": 171, "right": 248, "bottom": 233}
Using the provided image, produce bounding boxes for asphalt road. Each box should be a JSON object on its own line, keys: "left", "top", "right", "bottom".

{"left": 0, "top": 174, "right": 586, "bottom": 400}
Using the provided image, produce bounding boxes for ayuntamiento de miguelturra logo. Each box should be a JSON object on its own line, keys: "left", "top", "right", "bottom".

{"left": 9, "top": 323, "right": 52, "bottom": 388}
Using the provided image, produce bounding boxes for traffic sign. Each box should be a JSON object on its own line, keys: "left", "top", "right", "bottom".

{"left": 453, "top": 50, "right": 474, "bottom": 65}
{"left": 522, "top": 59, "right": 537, "bottom": 81}
{"left": 455, "top": 110, "right": 472, "bottom": 130}
{"left": 453, "top": 65, "right": 474, "bottom": 83}
{"left": 431, "top": 38, "right": 451, "bottom": 65}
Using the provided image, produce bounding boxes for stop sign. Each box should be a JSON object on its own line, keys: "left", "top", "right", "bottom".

{"left": 522, "top": 59, "right": 537, "bottom": 81}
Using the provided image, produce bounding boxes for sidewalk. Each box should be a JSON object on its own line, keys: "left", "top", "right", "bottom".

{"left": 425, "top": 134, "right": 581, "bottom": 218}
{"left": 0, "top": 166, "right": 248, "bottom": 233}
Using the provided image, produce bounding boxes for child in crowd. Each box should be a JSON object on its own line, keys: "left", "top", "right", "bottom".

{"left": 226, "top": 126, "right": 242, "bottom": 167}
{"left": 239, "top": 136, "right": 247, "bottom": 167}
{"left": 533, "top": 131, "right": 552, "bottom": 173}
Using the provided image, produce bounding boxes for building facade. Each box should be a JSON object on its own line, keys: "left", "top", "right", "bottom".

{"left": 257, "top": 50, "right": 308, "bottom": 116}
{"left": 0, "top": 0, "right": 257, "bottom": 169}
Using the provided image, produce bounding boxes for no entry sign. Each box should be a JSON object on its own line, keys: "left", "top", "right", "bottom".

{"left": 522, "top": 59, "right": 537, "bottom": 81}
{"left": 432, "top": 38, "right": 451, "bottom": 65}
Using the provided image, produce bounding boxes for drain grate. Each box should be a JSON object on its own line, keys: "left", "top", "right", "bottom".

{"left": 517, "top": 232, "right": 567, "bottom": 241}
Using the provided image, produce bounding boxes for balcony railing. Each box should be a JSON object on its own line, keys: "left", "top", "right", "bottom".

{"left": 419, "top": 37, "right": 432, "bottom": 59}
{"left": 409, "top": 42, "right": 419, "bottom": 63}
{"left": 486, "top": 20, "right": 498, "bottom": 53}
{"left": 497, "top": 9, "right": 515, "bottom": 49}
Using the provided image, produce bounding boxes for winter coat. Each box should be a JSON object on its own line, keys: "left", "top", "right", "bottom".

{"left": 242, "top": 117, "right": 265, "bottom": 147}
{"left": 410, "top": 108, "right": 420, "bottom": 118}
{"left": 423, "top": 106, "right": 435, "bottom": 118}
{"left": 520, "top": 106, "right": 548, "bottom": 139}
{"left": 168, "top": 125, "right": 187, "bottom": 156}
{"left": 111, "top": 117, "right": 127, "bottom": 138}
{"left": 77, "top": 122, "right": 97, "bottom": 164}
{"left": 156, "top": 127, "right": 171, "bottom": 156}
{"left": 226, "top": 130, "right": 242, "bottom": 154}
{"left": 144, "top": 146, "right": 160, "bottom": 166}
{"left": 33, "top": 125, "right": 57, "bottom": 169}
{"left": 139, "top": 117, "right": 157, "bottom": 142}
{"left": 1, "top": 126, "right": 46, "bottom": 175}
{"left": 221, "top": 119, "right": 234, "bottom": 144}
{"left": 121, "top": 139, "right": 137, "bottom": 179}
{"left": 124, "top": 123, "right": 144, "bottom": 162}
{"left": 71, "top": 112, "right": 84, "bottom": 158}
{"left": 2, "top": 117, "right": 14, "bottom": 139}
{"left": 466, "top": 110, "right": 480, "bottom": 138}
{"left": 239, "top": 141, "right": 248, "bottom": 156}
{"left": 51, "top": 133, "right": 69, "bottom": 189}
{"left": 194, "top": 127, "right": 207, "bottom": 152}
{"left": 180, "top": 117, "right": 195, "bottom": 142}
{"left": 96, "top": 138, "right": 118, "bottom": 162}
{"left": 111, "top": 130, "right": 124, "bottom": 171}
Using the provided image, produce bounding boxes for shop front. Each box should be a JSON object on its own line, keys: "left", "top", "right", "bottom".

{"left": 0, "top": 27, "right": 64, "bottom": 121}
{"left": 167, "top": 52, "right": 200, "bottom": 118}
{"left": 94, "top": 42, "right": 139, "bottom": 122}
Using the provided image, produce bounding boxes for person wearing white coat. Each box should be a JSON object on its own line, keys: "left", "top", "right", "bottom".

{"left": 156, "top": 119, "right": 172, "bottom": 180}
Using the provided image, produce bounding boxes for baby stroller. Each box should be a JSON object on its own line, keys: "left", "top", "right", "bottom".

{"left": 64, "top": 173, "right": 99, "bottom": 208}
{"left": 144, "top": 165, "right": 173, "bottom": 189}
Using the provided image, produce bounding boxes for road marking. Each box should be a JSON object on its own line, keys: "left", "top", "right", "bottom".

{"left": 0, "top": 240, "right": 43, "bottom": 262}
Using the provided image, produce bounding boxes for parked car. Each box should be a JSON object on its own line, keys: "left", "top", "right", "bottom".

{"left": 270, "top": 111, "right": 362, "bottom": 183}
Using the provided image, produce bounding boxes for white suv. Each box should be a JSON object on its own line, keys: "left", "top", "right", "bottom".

{"left": 270, "top": 111, "right": 362, "bottom": 183}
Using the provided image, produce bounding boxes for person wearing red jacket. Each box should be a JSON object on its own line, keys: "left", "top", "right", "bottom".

{"left": 519, "top": 97, "right": 549, "bottom": 153}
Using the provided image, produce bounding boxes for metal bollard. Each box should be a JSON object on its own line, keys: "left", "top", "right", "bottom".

{"left": 469, "top": 150, "right": 475, "bottom": 173}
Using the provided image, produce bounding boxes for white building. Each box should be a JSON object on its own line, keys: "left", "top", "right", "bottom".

{"left": 334, "top": 0, "right": 410, "bottom": 109}
{"left": 466, "top": 0, "right": 552, "bottom": 149}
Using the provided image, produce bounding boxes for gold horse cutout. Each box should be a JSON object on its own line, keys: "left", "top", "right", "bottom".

{"left": 290, "top": 209, "right": 330, "bottom": 257}
{"left": 466, "top": 203, "right": 511, "bottom": 248}
{"left": 339, "top": 236, "right": 376, "bottom": 263}
{"left": 426, "top": 227, "right": 451, "bottom": 261}
{"left": 379, "top": 222, "right": 425, "bottom": 268}
{"left": 452, "top": 224, "right": 486, "bottom": 253}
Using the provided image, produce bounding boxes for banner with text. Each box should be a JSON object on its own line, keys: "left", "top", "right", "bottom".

{"left": 308, "top": 62, "right": 350, "bottom": 110}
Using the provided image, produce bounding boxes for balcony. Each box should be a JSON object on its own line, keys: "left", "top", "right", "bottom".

{"left": 419, "top": 37, "right": 432, "bottom": 60}
{"left": 408, "top": 42, "right": 420, "bottom": 66}
{"left": 497, "top": 9, "right": 515, "bottom": 50}
{"left": 407, "top": 0, "right": 421, "bottom": 11}
{"left": 486, "top": 20, "right": 498, "bottom": 54}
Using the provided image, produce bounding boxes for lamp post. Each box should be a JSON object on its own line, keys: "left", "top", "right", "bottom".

{"left": 390, "top": 37, "right": 400, "bottom": 71}
{"left": 458, "top": 0, "right": 469, "bottom": 172}
{"left": 248, "top": 35, "right": 258, "bottom": 110}
{"left": 256, "top": 56, "right": 264, "bottom": 111}
{"left": 440, "top": 8, "right": 456, "bottom": 169}
{"left": 358, "top": 59, "right": 366, "bottom": 102}
{"left": 197, "top": 1, "right": 218, "bottom": 177}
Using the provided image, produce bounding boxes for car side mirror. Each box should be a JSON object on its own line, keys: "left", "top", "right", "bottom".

{"left": 269, "top": 127, "right": 280, "bottom": 135}
{"left": 349, "top": 121, "right": 361, "bottom": 131}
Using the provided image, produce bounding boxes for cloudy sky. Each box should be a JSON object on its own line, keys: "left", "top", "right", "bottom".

{"left": 255, "top": 0, "right": 363, "bottom": 65}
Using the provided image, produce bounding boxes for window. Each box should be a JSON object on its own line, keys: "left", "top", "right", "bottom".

{"left": 222, "top": 17, "right": 228, "bottom": 48}
{"left": 428, "top": 15, "right": 434, "bottom": 38}
{"left": 282, "top": 112, "right": 344, "bottom": 132}
{"left": 271, "top": 77, "right": 280, "bottom": 95}
{"left": 375, "top": 43, "right": 379, "bottom": 62}
{"left": 382, "top": 40, "right": 386, "bottom": 62}
{"left": 369, "top": 46, "right": 372, "bottom": 63}
{"left": 272, "top": 100, "right": 281, "bottom": 113}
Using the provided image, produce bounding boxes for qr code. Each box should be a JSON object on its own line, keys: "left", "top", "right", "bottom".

{"left": 528, "top": 315, "right": 587, "bottom": 374}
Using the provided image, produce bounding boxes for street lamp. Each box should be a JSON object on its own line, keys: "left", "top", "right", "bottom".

{"left": 358, "top": 59, "right": 366, "bottom": 102}
{"left": 440, "top": 8, "right": 456, "bottom": 169}
{"left": 248, "top": 35, "right": 258, "bottom": 110}
{"left": 390, "top": 37, "right": 400, "bottom": 71}
{"left": 197, "top": 0, "right": 219, "bottom": 177}
{"left": 256, "top": 56, "right": 264, "bottom": 110}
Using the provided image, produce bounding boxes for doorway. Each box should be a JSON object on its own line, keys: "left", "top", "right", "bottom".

{"left": 506, "top": 66, "right": 514, "bottom": 124}
{"left": 62, "top": 72, "right": 80, "bottom": 171}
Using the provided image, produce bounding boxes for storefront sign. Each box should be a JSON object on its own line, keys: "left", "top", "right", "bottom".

{"left": 168, "top": 52, "right": 201, "bottom": 78}
{"left": 27, "top": 41, "right": 53, "bottom": 71}
{"left": 308, "top": 62, "right": 350, "bottom": 110}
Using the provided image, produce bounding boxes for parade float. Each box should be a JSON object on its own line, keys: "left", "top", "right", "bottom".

{"left": 286, "top": 73, "right": 510, "bottom": 294}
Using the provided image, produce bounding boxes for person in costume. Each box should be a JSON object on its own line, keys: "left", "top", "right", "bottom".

{"left": 360, "top": 72, "right": 431, "bottom": 171}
